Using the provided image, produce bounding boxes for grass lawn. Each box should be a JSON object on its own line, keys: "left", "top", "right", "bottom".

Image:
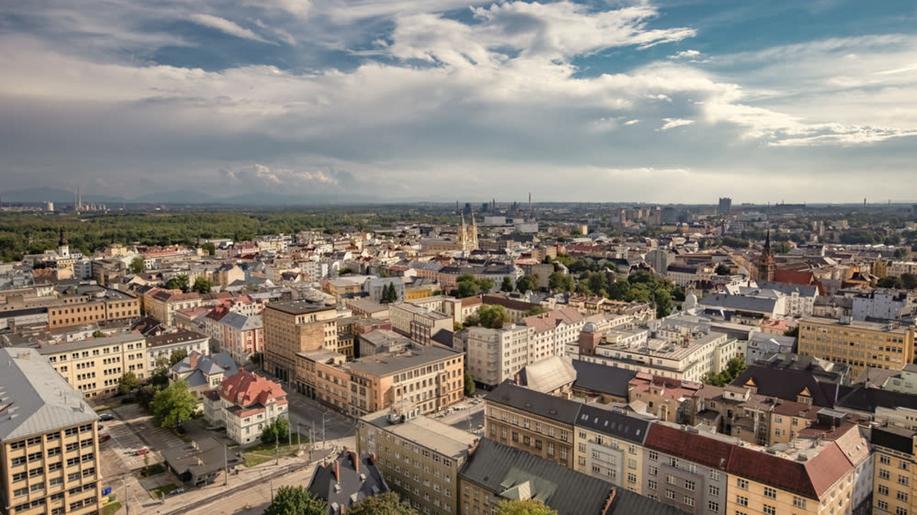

{"left": 101, "top": 501, "right": 122, "bottom": 515}
{"left": 242, "top": 439, "right": 302, "bottom": 468}
{"left": 149, "top": 484, "right": 180, "bottom": 500}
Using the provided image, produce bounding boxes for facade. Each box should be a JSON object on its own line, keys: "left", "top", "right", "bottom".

{"left": 142, "top": 288, "right": 202, "bottom": 327}
{"left": 520, "top": 308, "right": 586, "bottom": 361}
{"left": 388, "top": 302, "right": 452, "bottom": 346}
{"left": 146, "top": 330, "right": 209, "bottom": 369}
{"left": 37, "top": 333, "right": 148, "bottom": 399}
{"left": 218, "top": 312, "right": 264, "bottom": 364}
{"left": 357, "top": 412, "right": 477, "bottom": 515}
{"left": 484, "top": 382, "right": 579, "bottom": 468}
{"left": 262, "top": 301, "right": 338, "bottom": 382}
{"left": 872, "top": 425, "right": 917, "bottom": 515}
{"left": 574, "top": 404, "right": 650, "bottom": 494}
{"left": 0, "top": 348, "right": 103, "bottom": 515}
{"left": 202, "top": 369, "right": 288, "bottom": 445}
{"left": 294, "top": 351, "right": 351, "bottom": 413}
{"left": 464, "top": 325, "right": 534, "bottom": 387}
{"left": 798, "top": 317, "right": 915, "bottom": 374}
{"left": 46, "top": 290, "right": 140, "bottom": 330}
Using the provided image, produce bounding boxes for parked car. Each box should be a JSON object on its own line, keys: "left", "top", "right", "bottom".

{"left": 99, "top": 413, "right": 115, "bottom": 422}
{"left": 99, "top": 434, "right": 111, "bottom": 443}
{"left": 132, "top": 447, "right": 149, "bottom": 456}
{"left": 170, "top": 488, "right": 185, "bottom": 496}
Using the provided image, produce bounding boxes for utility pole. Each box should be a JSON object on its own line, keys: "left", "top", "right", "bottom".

{"left": 322, "top": 411, "right": 327, "bottom": 449}
{"left": 275, "top": 434, "right": 279, "bottom": 465}
{"left": 223, "top": 443, "right": 228, "bottom": 486}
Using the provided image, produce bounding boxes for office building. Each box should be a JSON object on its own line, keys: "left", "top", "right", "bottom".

{"left": 37, "top": 333, "right": 148, "bottom": 399}
{"left": 263, "top": 301, "right": 338, "bottom": 382}
{"left": 798, "top": 317, "right": 915, "bottom": 374}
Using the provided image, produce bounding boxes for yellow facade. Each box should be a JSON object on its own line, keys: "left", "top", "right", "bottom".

{"left": 41, "top": 335, "right": 148, "bottom": 399}
{"left": 798, "top": 317, "right": 915, "bottom": 374}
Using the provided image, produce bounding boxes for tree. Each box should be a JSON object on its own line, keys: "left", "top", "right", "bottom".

{"left": 526, "top": 306, "right": 546, "bottom": 316}
{"left": 191, "top": 277, "right": 212, "bottom": 294}
{"left": 350, "top": 492, "right": 418, "bottom": 515}
{"left": 380, "top": 283, "right": 398, "bottom": 304}
{"left": 456, "top": 275, "right": 481, "bottom": 297}
{"left": 129, "top": 256, "right": 145, "bottom": 274}
{"left": 702, "top": 357, "right": 748, "bottom": 387}
{"left": 515, "top": 275, "right": 537, "bottom": 293}
{"left": 654, "top": 289, "right": 673, "bottom": 318}
{"left": 261, "top": 417, "right": 291, "bottom": 444}
{"left": 263, "top": 486, "right": 326, "bottom": 515}
{"left": 169, "top": 349, "right": 188, "bottom": 366}
{"left": 150, "top": 381, "right": 197, "bottom": 430}
{"left": 496, "top": 499, "right": 558, "bottom": 515}
{"left": 548, "top": 271, "right": 574, "bottom": 292}
{"left": 478, "top": 305, "right": 509, "bottom": 329}
{"left": 903, "top": 273, "right": 917, "bottom": 290}
{"left": 714, "top": 263, "right": 731, "bottom": 276}
{"left": 201, "top": 242, "right": 216, "bottom": 256}
{"left": 464, "top": 369, "right": 476, "bottom": 397}
{"left": 878, "top": 276, "right": 903, "bottom": 288}
{"left": 501, "top": 276, "right": 515, "bottom": 293}
{"left": 92, "top": 330, "right": 105, "bottom": 338}
{"left": 118, "top": 371, "right": 141, "bottom": 397}
{"left": 165, "top": 274, "right": 189, "bottom": 293}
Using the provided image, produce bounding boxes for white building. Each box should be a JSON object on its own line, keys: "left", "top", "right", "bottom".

{"left": 146, "top": 330, "right": 210, "bottom": 369}
{"left": 520, "top": 307, "right": 586, "bottom": 362}
{"left": 464, "top": 325, "right": 534, "bottom": 386}
{"left": 203, "top": 369, "right": 288, "bottom": 445}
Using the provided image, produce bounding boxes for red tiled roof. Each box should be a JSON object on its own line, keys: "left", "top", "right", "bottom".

{"left": 220, "top": 369, "right": 286, "bottom": 409}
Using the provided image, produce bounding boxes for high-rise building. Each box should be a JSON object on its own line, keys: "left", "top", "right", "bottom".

{"left": 262, "top": 301, "right": 338, "bottom": 382}
{"left": 0, "top": 348, "right": 103, "bottom": 515}
{"left": 717, "top": 197, "right": 732, "bottom": 215}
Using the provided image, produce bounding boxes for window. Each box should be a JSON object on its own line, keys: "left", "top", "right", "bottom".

{"left": 709, "top": 485, "right": 719, "bottom": 497}
{"left": 684, "top": 496, "right": 695, "bottom": 507}
{"left": 881, "top": 455, "right": 892, "bottom": 465}
{"left": 763, "top": 505, "right": 776, "bottom": 515}
{"left": 685, "top": 480, "right": 696, "bottom": 491}
{"left": 763, "top": 486, "right": 776, "bottom": 499}
{"left": 737, "top": 478, "right": 748, "bottom": 490}
{"left": 896, "top": 507, "right": 908, "bottom": 515}
{"left": 880, "top": 469, "right": 891, "bottom": 480}
{"left": 648, "top": 480, "right": 657, "bottom": 490}
{"left": 707, "top": 500, "right": 719, "bottom": 512}
{"left": 879, "top": 485, "right": 889, "bottom": 495}
{"left": 736, "top": 495, "right": 748, "bottom": 506}
{"left": 666, "top": 490, "right": 676, "bottom": 500}
{"left": 649, "top": 450, "right": 659, "bottom": 461}
{"left": 897, "top": 491, "right": 909, "bottom": 502}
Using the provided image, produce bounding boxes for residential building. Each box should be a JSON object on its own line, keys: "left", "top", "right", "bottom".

{"left": 262, "top": 301, "right": 338, "bottom": 382}
{"left": 798, "top": 317, "right": 915, "bottom": 374}
{"left": 574, "top": 404, "right": 650, "bottom": 494}
{"left": 484, "top": 382, "right": 579, "bottom": 469}
{"left": 872, "top": 425, "right": 917, "bottom": 515}
{"left": 142, "top": 287, "right": 201, "bottom": 327}
{"left": 307, "top": 450, "right": 389, "bottom": 514}
{"left": 170, "top": 351, "right": 238, "bottom": 397}
{"left": 202, "top": 369, "right": 288, "bottom": 446}
{"left": 357, "top": 412, "right": 477, "bottom": 515}
{"left": 218, "top": 312, "right": 263, "bottom": 365}
{"left": 464, "top": 325, "right": 534, "bottom": 387}
{"left": 459, "top": 438, "right": 616, "bottom": 515}
{"left": 520, "top": 307, "right": 586, "bottom": 361}
{"left": 0, "top": 348, "right": 103, "bottom": 515}
{"left": 46, "top": 288, "right": 140, "bottom": 330}
{"left": 388, "top": 302, "right": 452, "bottom": 346}
{"left": 37, "top": 333, "right": 148, "bottom": 399}
{"left": 146, "top": 330, "right": 210, "bottom": 370}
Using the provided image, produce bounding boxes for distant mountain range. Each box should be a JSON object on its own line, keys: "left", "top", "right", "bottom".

{"left": 0, "top": 187, "right": 379, "bottom": 206}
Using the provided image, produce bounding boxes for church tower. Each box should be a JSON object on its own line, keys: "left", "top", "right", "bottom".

{"left": 58, "top": 227, "right": 70, "bottom": 258}
{"left": 458, "top": 212, "right": 479, "bottom": 253}
{"left": 758, "top": 229, "right": 775, "bottom": 282}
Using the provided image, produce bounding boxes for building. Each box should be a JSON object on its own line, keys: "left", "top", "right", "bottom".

{"left": 218, "top": 312, "right": 263, "bottom": 365}
{"left": 0, "top": 348, "right": 103, "bottom": 515}
{"left": 388, "top": 302, "right": 452, "bottom": 346}
{"left": 574, "top": 404, "right": 650, "bottom": 494}
{"left": 757, "top": 230, "right": 776, "bottom": 282}
{"left": 348, "top": 344, "right": 464, "bottom": 417}
{"left": 46, "top": 288, "right": 140, "bottom": 330}
{"left": 263, "top": 301, "right": 338, "bottom": 382}
{"left": 202, "top": 369, "right": 288, "bottom": 445}
{"left": 307, "top": 450, "right": 389, "bottom": 514}
{"left": 142, "top": 288, "right": 201, "bottom": 327}
{"left": 357, "top": 412, "right": 477, "bottom": 515}
{"left": 871, "top": 425, "right": 917, "bottom": 515}
{"left": 294, "top": 351, "right": 350, "bottom": 412}
{"left": 717, "top": 197, "right": 732, "bottom": 215}
{"left": 170, "top": 351, "right": 238, "bottom": 397}
{"left": 520, "top": 308, "right": 586, "bottom": 361}
{"left": 798, "top": 317, "right": 915, "bottom": 374}
{"left": 146, "top": 330, "right": 209, "bottom": 369}
{"left": 37, "top": 333, "right": 148, "bottom": 399}
{"left": 464, "top": 325, "right": 534, "bottom": 387}
{"left": 459, "top": 438, "right": 616, "bottom": 515}
{"left": 484, "top": 382, "right": 579, "bottom": 469}
{"left": 458, "top": 213, "right": 479, "bottom": 253}
{"left": 852, "top": 289, "right": 915, "bottom": 321}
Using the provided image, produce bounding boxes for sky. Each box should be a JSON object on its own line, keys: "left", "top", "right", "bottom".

{"left": 1, "top": 0, "right": 917, "bottom": 204}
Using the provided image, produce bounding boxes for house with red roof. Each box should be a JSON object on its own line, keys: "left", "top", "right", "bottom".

{"left": 203, "top": 369, "right": 288, "bottom": 445}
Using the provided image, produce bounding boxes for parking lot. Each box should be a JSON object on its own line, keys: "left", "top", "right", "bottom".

{"left": 99, "top": 408, "right": 158, "bottom": 478}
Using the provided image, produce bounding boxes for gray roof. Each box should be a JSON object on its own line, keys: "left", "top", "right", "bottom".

{"left": 757, "top": 281, "right": 818, "bottom": 297}
{"left": 147, "top": 329, "right": 208, "bottom": 348}
{"left": 0, "top": 348, "right": 98, "bottom": 441}
{"left": 608, "top": 489, "right": 688, "bottom": 515}
{"left": 266, "top": 301, "right": 335, "bottom": 315}
{"left": 349, "top": 344, "right": 461, "bottom": 377}
{"left": 485, "top": 381, "right": 583, "bottom": 425}
{"left": 35, "top": 332, "right": 145, "bottom": 355}
{"left": 459, "top": 438, "right": 614, "bottom": 515}
{"left": 220, "top": 312, "right": 262, "bottom": 331}
{"left": 307, "top": 452, "right": 389, "bottom": 513}
{"left": 698, "top": 294, "right": 778, "bottom": 314}
{"left": 576, "top": 404, "right": 650, "bottom": 445}
{"left": 571, "top": 360, "right": 637, "bottom": 398}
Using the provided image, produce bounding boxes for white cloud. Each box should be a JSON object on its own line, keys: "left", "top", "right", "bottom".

{"left": 658, "top": 118, "right": 695, "bottom": 131}
{"left": 188, "top": 14, "right": 273, "bottom": 44}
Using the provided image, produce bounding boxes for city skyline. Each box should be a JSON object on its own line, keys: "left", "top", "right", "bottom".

{"left": 2, "top": 1, "right": 917, "bottom": 202}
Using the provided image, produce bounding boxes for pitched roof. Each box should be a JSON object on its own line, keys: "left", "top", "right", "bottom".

{"left": 521, "top": 307, "right": 585, "bottom": 334}
{"left": 219, "top": 369, "right": 286, "bottom": 408}
{"left": 307, "top": 451, "right": 389, "bottom": 513}
{"left": 576, "top": 404, "right": 650, "bottom": 445}
{"left": 572, "top": 360, "right": 637, "bottom": 399}
{"left": 644, "top": 424, "right": 734, "bottom": 471}
{"left": 732, "top": 365, "right": 840, "bottom": 407}
{"left": 607, "top": 489, "right": 688, "bottom": 515}
{"left": 459, "top": 439, "right": 614, "bottom": 515}
{"left": 516, "top": 357, "right": 576, "bottom": 393}
{"left": 727, "top": 442, "right": 851, "bottom": 500}
{"left": 0, "top": 348, "right": 98, "bottom": 441}
{"left": 485, "top": 381, "right": 583, "bottom": 425}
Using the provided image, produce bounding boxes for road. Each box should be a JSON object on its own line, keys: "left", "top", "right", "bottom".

{"left": 283, "top": 386, "right": 358, "bottom": 451}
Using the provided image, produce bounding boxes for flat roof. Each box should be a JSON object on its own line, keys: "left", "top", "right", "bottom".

{"left": 147, "top": 330, "right": 208, "bottom": 348}
{"left": 35, "top": 332, "right": 145, "bottom": 355}
{"left": 266, "top": 301, "right": 336, "bottom": 316}
{"left": 349, "top": 344, "right": 460, "bottom": 377}
{"left": 362, "top": 411, "right": 477, "bottom": 458}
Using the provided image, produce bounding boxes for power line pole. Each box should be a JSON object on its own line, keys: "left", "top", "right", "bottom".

{"left": 223, "top": 443, "right": 228, "bottom": 486}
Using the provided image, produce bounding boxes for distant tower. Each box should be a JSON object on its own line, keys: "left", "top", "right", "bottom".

{"left": 864, "top": 197, "right": 867, "bottom": 207}
{"left": 458, "top": 211, "right": 479, "bottom": 253}
{"left": 757, "top": 229, "right": 775, "bottom": 282}
{"left": 717, "top": 197, "right": 732, "bottom": 215}
{"left": 528, "top": 192, "right": 532, "bottom": 219}
{"left": 58, "top": 227, "right": 70, "bottom": 258}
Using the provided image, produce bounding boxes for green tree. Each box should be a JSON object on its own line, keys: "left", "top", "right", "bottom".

{"left": 261, "top": 417, "right": 291, "bottom": 444}
{"left": 263, "top": 486, "right": 326, "bottom": 515}
{"left": 92, "top": 330, "right": 105, "bottom": 338}
{"left": 350, "top": 492, "right": 418, "bottom": 515}
{"left": 380, "top": 283, "right": 398, "bottom": 304}
{"left": 169, "top": 349, "right": 188, "bottom": 366}
{"left": 478, "top": 305, "right": 509, "bottom": 329}
{"left": 130, "top": 256, "right": 145, "bottom": 274}
{"left": 548, "top": 271, "right": 574, "bottom": 292}
{"left": 118, "top": 371, "right": 141, "bottom": 397}
{"left": 464, "top": 369, "right": 476, "bottom": 397}
{"left": 703, "top": 357, "right": 747, "bottom": 387}
{"left": 150, "top": 381, "right": 197, "bottom": 430}
{"left": 191, "top": 277, "right": 212, "bottom": 294}
{"left": 456, "top": 275, "right": 481, "bottom": 297}
{"left": 496, "top": 499, "right": 558, "bottom": 515}
{"left": 165, "top": 274, "right": 189, "bottom": 292}
{"left": 654, "top": 289, "right": 673, "bottom": 318}
{"left": 501, "top": 276, "right": 515, "bottom": 293}
{"left": 903, "top": 273, "right": 917, "bottom": 290}
{"left": 714, "top": 263, "right": 731, "bottom": 276}
{"left": 201, "top": 242, "right": 216, "bottom": 256}
{"left": 878, "top": 276, "right": 903, "bottom": 288}
{"left": 515, "top": 275, "right": 537, "bottom": 293}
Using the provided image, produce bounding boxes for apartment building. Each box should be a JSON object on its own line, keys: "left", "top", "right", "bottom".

{"left": 388, "top": 302, "right": 452, "bottom": 346}
{"left": 0, "top": 348, "right": 103, "bottom": 515}
{"left": 37, "top": 333, "right": 148, "bottom": 399}
{"left": 46, "top": 289, "right": 140, "bottom": 330}
{"left": 142, "top": 287, "right": 202, "bottom": 327}
{"left": 464, "top": 325, "right": 535, "bottom": 387}
{"left": 294, "top": 351, "right": 350, "bottom": 412}
{"left": 262, "top": 301, "right": 338, "bottom": 382}
{"left": 146, "top": 330, "right": 209, "bottom": 369}
{"left": 348, "top": 344, "right": 464, "bottom": 417}
{"left": 574, "top": 404, "right": 650, "bottom": 494}
{"left": 484, "top": 382, "right": 578, "bottom": 468}
{"left": 218, "top": 312, "right": 263, "bottom": 365}
{"left": 202, "top": 369, "right": 288, "bottom": 446}
{"left": 357, "top": 412, "right": 477, "bottom": 515}
{"left": 798, "top": 317, "right": 915, "bottom": 374}
{"left": 520, "top": 307, "right": 586, "bottom": 361}
{"left": 872, "top": 425, "right": 917, "bottom": 515}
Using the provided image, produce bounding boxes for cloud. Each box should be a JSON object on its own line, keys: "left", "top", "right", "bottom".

{"left": 188, "top": 14, "right": 273, "bottom": 44}
{"left": 658, "top": 118, "right": 695, "bottom": 131}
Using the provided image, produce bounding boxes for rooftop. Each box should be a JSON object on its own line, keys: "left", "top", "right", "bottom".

{"left": 35, "top": 332, "right": 145, "bottom": 355}
{"left": 147, "top": 329, "right": 208, "bottom": 348}
{"left": 265, "top": 300, "right": 336, "bottom": 316}
{"left": 349, "top": 344, "right": 460, "bottom": 377}
{"left": 362, "top": 412, "right": 477, "bottom": 458}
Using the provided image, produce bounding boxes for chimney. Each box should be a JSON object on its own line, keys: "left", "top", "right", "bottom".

{"left": 349, "top": 450, "right": 360, "bottom": 475}
{"left": 334, "top": 459, "right": 340, "bottom": 482}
